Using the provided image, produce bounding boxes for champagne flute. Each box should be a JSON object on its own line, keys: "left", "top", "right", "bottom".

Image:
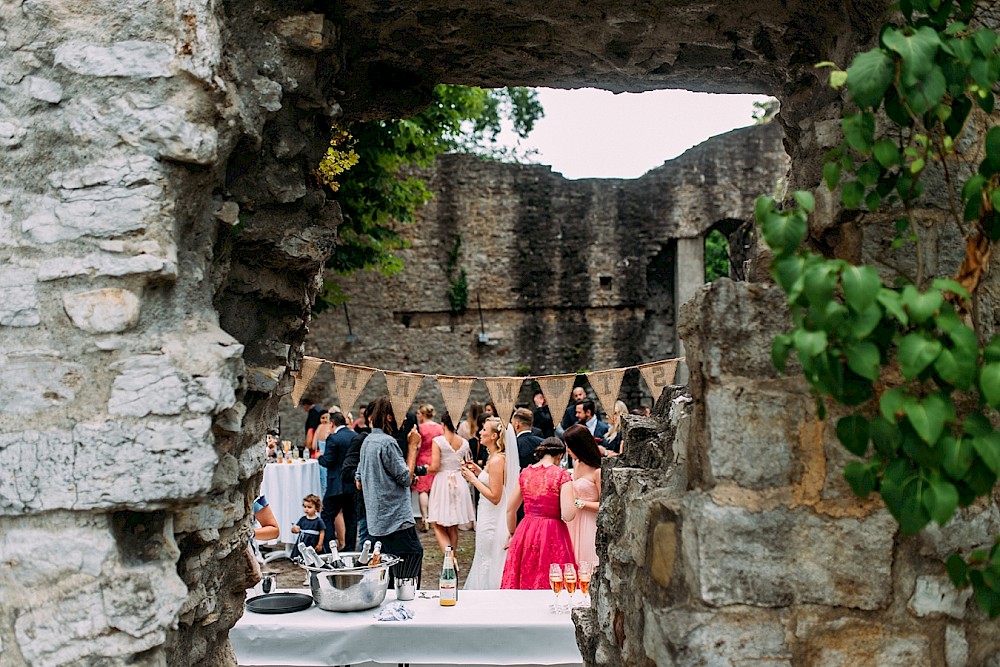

{"left": 548, "top": 564, "right": 564, "bottom": 613}
{"left": 578, "top": 561, "right": 592, "bottom": 606}
{"left": 563, "top": 563, "right": 577, "bottom": 609}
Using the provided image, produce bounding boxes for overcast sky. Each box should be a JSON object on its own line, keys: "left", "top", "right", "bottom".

{"left": 498, "top": 88, "right": 774, "bottom": 180}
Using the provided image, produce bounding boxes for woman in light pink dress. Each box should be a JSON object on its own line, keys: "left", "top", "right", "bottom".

{"left": 501, "top": 437, "right": 578, "bottom": 590}
{"left": 427, "top": 412, "right": 476, "bottom": 557}
{"left": 563, "top": 425, "right": 602, "bottom": 565}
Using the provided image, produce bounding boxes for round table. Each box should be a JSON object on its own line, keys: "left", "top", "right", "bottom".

{"left": 260, "top": 459, "right": 322, "bottom": 544}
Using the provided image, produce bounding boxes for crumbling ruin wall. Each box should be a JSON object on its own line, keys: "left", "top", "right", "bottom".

{"left": 1, "top": 1, "right": 998, "bottom": 666}
{"left": 292, "top": 122, "right": 788, "bottom": 416}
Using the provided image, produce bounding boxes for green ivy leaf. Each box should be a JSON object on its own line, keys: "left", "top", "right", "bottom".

{"left": 947, "top": 552, "right": 969, "bottom": 587}
{"left": 761, "top": 211, "right": 808, "bottom": 257}
{"left": 841, "top": 265, "right": 881, "bottom": 313}
{"left": 898, "top": 332, "right": 943, "bottom": 379}
{"left": 873, "top": 139, "right": 902, "bottom": 168}
{"left": 942, "top": 435, "right": 974, "bottom": 478}
{"left": 841, "top": 180, "right": 865, "bottom": 209}
{"left": 852, "top": 303, "right": 883, "bottom": 339}
{"left": 932, "top": 278, "right": 971, "bottom": 301}
{"left": 901, "top": 285, "right": 943, "bottom": 323}
{"left": 794, "top": 328, "right": 828, "bottom": 360}
{"left": 882, "top": 473, "right": 930, "bottom": 535}
{"left": 903, "top": 392, "right": 952, "bottom": 444}
{"left": 846, "top": 341, "right": 881, "bottom": 381}
{"left": 984, "top": 335, "right": 1000, "bottom": 363}
{"left": 837, "top": 414, "right": 871, "bottom": 456}
{"left": 881, "top": 387, "right": 907, "bottom": 424}
{"left": 846, "top": 49, "right": 896, "bottom": 107}
{"left": 857, "top": 161, "right": 882, "bottom": 186}
{"left": 924, "top": 474, "right": 959, "bottom": 526}
{"left": 972, "top": 432, "right": 1000, "bottom": 475}
{"left": 823, "top": 161, "right": 842, "bottom": 190}
{"left": 986, "top": 126, "right": 1000, "bottom": 173}
{"left": 904, "top": 65, "right": 947, "bottom": 116}
{"left": 842, "top": 113, "right": 876, "bottom": 153}
{"left": 844, "top": 460, "right": 877, "bottom": 496}
{"left": 755, "top": 195, "right": 775, "bottom": 223}
{"left": 883, "top": 26, "right": 941, "bottom": 88}
{"left": 773, "top": 255, "right": 804, "bottom": 295}
{"left": 980, "top": 362, "right": 1000, "bottom": 407}
{"left": 964, "top": 413, "right": 994, "bottom": 437}
{"left": 878, "top": 289, "right": 909, "bottom": 325}
{"left": 972, "top": 28, "right": 998, "bottom": 57}
{"left": 793, "top": 190, "right": 816, "bottom": 213}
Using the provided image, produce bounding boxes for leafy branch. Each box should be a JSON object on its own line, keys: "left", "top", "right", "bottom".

{"left": 759, "top": 0, "right": 1000, "bottom": 616}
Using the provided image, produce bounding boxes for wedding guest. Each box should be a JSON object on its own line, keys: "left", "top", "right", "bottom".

{"left": 301, "top": 397, "right": 324, "bottom": 454}
{"left": 556, "top": 386, "right": 588, "bottom": 437}
{"left": 311, "top": 411, "right": 333, "bottom": 466}
{"left": 563, "top": 425, "right": 601, "bottom": 565}
{"left": 427, "top": 412, "right": 475, "bottom": 560}
{"left": 320, "top": 411, "right": 355, "bottom": 548}
{"left": 575, "top": 399, "right": 609, "bottom": 441}
{"left": 603, "top": 400, "right": 629, "bottom": 454}
{"left": 457, "top": 402, "right": 483, "bottom": 441}
{"left": 463, "top": 416, "right": 517, "bottom": 589}
{"left": 341, "top": 400, "right": 376, "bottom": 550}
{"left": 532, "top": 390, "right": 555, "bottom": 438}
{"left": 414, "top": 404, "right": 443, "bottom": 532}
{"left": 291, "top": 494, "right": 326, "bottom": 557}
{"left": 512, "top": 407, "right": 543, "bottom": 470}
{"left": 351, "top": 405, "right": 370, "bottom": 433}
{"left": 356, "top": 396, "right": 424, "bottom": 586}
{"left": 501, "top": 437, "right": 578, "bottom": 589}
{"left": 252, "top": 494, "right": 279, "bottom": 541}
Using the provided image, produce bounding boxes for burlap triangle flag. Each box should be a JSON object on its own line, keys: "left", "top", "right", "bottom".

{"left": 332, "top": 363, "right": 375, "bottom": 415}
{"left": 483, "top": 376, "right": 524, "bottom": 427}
{"left": 587, "top": 368, "right": 626, "bottom": 417}
{"left": 638, "top": 358, "right": 680, "bottom": 403}
{"left": 291, "top": 356, "right": 324, "bottom": 406}
{"left": 384, "top": 371, "right": 425, "bottom": 424}
{"left": 436, "top": 375, "right": 476, "bottom": 425}
{"left": 535, "top": 374, "right": 577, "bottom": 427}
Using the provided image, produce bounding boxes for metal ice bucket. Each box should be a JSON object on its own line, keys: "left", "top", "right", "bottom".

{"left": 299, "top": 551, "right": 402, "bottom": 612}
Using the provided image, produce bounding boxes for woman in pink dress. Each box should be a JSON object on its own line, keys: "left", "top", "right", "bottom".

{"left": 563, "top": 424, "right": 601, "bottom": 565}
{"left": 415, "top": 404, "right": 443, "bottom": 532}
{"left": 501, "top": 437, "right": 578, "bottom": 589}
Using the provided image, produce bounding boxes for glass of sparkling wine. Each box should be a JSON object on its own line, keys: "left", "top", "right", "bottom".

{"left": 578, "top": 561, "right": 592, "bottom": 606}
{"left": 548, "top": 564, "right": 564, "bottom": 613}
{"left": 562, "top": 563, "right": 577, "bottom": 609}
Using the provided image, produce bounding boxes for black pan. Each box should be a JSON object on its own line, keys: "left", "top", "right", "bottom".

{"left": 246, "top": 592, "right": 313, "bottom": 614}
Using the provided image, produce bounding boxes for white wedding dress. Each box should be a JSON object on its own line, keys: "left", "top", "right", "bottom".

{"left": 464, "top": 425, "right": 521, "bottom": 589}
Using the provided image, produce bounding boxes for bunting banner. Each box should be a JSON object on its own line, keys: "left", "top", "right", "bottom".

{"left": 384, "top": 371, "right": 425, "bottom": 423}
{"left": 436, "top": 375, "right": 476, "bottom": 425}
{"left": 484, "top": 376, "right": 524, "bottom": 427}
{"left": 638, "top": 358, "right": 681, "bottom": 403}
{"left": 535, "top": 373, "right": 577, "bottom": 427}
{"left": 332, "top": 363, "right": 375, "bottom": 416}
{"left": 291, "top": 356, "right": 323, "bottom": 406}
{"left": 587, "top": 368, "right": 626, "bottom": 416}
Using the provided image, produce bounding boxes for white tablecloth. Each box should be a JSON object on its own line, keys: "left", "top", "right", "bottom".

{"left": 260, "top": 460, "right": 322, "bottom": 544}
{"left": 232, "top": 589, "right": 583, "bottom": 666}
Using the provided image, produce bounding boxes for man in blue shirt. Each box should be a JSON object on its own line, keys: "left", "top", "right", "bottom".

{"left": 356, "top": 396, "right": 424, "bottom": 584}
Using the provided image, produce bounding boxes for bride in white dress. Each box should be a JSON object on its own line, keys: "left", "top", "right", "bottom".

{"left": 461, "top": 417, "right": 520, "bottom": 589}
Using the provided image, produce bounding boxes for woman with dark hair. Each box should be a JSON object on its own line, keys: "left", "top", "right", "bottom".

{"left": 414, "top": 404, "right": 443, "bottom": 532}
{"left": 500, "top": 437, "right": 578, "bottom": 589}
{"left": 427, "top": 411, "right": 475, "bottom": 558}
{"left": 563, "top": 424, "right": 602, "bottom": 565}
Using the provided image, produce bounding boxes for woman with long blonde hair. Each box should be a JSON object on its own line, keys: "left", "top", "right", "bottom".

{"left": 603, "top": 400, "right": 628, "bottom": 454}
{"left": 461, "top": 416, "right": 519, "bottom": 589}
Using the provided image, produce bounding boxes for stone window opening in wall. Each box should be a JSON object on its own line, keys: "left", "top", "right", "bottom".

{"left": 599, "top": 276, "right": 612, "bottom": 289}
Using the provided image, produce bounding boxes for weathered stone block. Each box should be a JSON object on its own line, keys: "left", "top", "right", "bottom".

{"left": 63, "top": 288, "right": 141, "bottom": 333}
{"left": 0, "top": 119, "right": 27, "bottom": 147}
{"left": 37, "top": 251, "right": 175, "bottom": 281}
{"left": 274, "top": 13, "right": 330, "bottom": 51}
{"left": 919, "top": 502, "right": 1000, "bottom": 558}
{"left": 26, "top": 75, "right": 63, "bottom": 103}
{"left": 947, "top": 625, "right": 968, "bottom": 667}
{"left": 907, "top": 575, "right": 972, "bottom": 619}
{"left": 0, "top": 354, "right": 84, "bottom": 416}
{"left": 683, "top": 495, "right": 896, "bottom": 609}
{"left": 704, "top": 385, "right": 802, "bottom": 488}
{"left": 644, "top": 608, "right": 792, "bottom": 666}
{"left": 0, "top": 267, "right": 40, "bottom": 326}
{"left": 54, "top": 41, "right": 173, "bottom": 78}
{"left": 795, "top": 616, "right": 932, "bottom": 667}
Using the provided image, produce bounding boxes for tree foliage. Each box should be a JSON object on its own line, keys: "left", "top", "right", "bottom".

{"left": 760, "top": 0, "right": 1000, "bottom": 616}
{"left": 704, "top": 229, "right": 730, "bottom": 282}
{"left": 313, "top": 85, "right": 543, "bottom": 311}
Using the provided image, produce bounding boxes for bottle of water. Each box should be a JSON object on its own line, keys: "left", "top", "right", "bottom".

{"left": 439, "top": 546, "right": 457, "bottom": 606}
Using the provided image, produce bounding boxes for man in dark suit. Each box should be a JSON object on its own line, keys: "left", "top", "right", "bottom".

{"left": 575, "top": 399, "right": 609, "bottom": 442}
{"left": 556, "top": 386, "right": 589, "bottom": 437}
{"left": 512, "top": 407, "right": 543, "bottom": 470}
{"left": 532, "top": 390, "right": 555, "bottom": 438}
{"left": 319, "top": 411, "right": 358, "bottom": 550}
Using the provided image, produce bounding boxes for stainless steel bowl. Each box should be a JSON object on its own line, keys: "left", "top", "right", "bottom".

{"left": 299, "top": 551, "right": 402, "bottom": 612}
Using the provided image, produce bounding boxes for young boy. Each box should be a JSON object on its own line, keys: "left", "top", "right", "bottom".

{"left": 291, "top": 494, "right": 326, "bottom": 560}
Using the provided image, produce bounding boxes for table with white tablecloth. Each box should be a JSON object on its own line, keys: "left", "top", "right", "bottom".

{"left": 232, "top": 589, "right": 583, "bottom": 667}
{"left": 259, "top": 460, "right": 322, "bottom": 544}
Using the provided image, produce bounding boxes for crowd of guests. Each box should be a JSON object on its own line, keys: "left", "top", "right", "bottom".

{"left": 254, "top": 386, "right": 649, "bottom": 590}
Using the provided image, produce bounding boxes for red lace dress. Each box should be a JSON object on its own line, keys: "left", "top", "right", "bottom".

{"left": 500, "top": 464, "right": 577, "bottom": 589}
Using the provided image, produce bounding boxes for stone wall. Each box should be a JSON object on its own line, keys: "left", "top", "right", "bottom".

{"left": 285, "top": 123, "right": 787, "bottom": 421}
{"left": 579, "top": 280, "right": 1000, "bottom": 666}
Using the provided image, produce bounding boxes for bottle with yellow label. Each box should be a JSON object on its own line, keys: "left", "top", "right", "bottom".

{"left": 439, "top": 546, "right": 457, "bottom": 606}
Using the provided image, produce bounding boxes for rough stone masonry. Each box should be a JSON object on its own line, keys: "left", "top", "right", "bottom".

{"left": 1, "top": 1, "right": 998, "bottom": 666}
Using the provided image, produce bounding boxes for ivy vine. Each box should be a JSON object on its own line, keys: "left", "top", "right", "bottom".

{"left": 757, "top": 0, "right": 1000, "bottom": 616}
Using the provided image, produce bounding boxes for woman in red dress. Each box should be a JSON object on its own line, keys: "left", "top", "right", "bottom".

{"left": 415, "top": 404, "right": 443, "bottom": 532}
{"left": 501, "top": 437, "right": 578, "bottom": 589}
